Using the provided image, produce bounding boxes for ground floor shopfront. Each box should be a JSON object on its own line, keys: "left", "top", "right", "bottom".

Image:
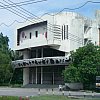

{"left": 23, "top": 66, "right": 65, "bottom": 86}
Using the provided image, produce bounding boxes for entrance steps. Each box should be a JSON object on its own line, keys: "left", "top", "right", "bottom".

{"left": 23, "top": 84, "right": 59, "bottom": 88}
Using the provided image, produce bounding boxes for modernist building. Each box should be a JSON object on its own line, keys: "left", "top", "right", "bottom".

{"left": 12, "top": 12, "right": 100, "bottom": 86}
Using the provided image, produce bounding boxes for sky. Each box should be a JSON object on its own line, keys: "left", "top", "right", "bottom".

{"left": 0, "top": 0, "right": 100, "bottom": 49}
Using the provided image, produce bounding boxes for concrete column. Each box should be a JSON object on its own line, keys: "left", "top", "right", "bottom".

{"left": 23, "top": 68, "right": 29, "bottom": 86}
{"left": 36, "top": 67, "right": 37, "bottom": 84}
{"left": 32, "top": 70, "right": 34, "bottom": 84}
{"left": 23, "top": 50, "right": 30, "bottom": 86}
{"left": 41, "top": 48, "right": 43, "bottom": 57}
{"left": 53, "top": 72, "right": 54, "bottom": 85}
{"left": 41, "top": 67, "right": 43, "bottom": 84}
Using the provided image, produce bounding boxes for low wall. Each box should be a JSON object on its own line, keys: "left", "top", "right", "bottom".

{"left": 65, "top": 83, "right": 83, "bottom": 90}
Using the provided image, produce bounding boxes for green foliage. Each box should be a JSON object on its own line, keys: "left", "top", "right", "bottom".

{"left": 11, "top": 68, "right": 23, "bottom": 85}
{"left": 63, "top": 43, "right": 100, "bottom": 89}
{"left": 0, "top": 33, "right": 12, "bottom": 85}
{"left": 0, "top": 32, "right": 23, "bottom": 85}
{"left": 63, "top": 65, "right": 80, "bottom": 83}
{"left": 9, "top": 50, "right": 23, "bottom": 85}
{"left": 0, "top": 96, "right": 18, "bottom": 100}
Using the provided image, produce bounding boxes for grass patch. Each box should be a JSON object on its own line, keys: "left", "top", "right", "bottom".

{"left": 0, "top": 96, "right": 19, "bottom": 100}
{"left": 30, "top": 95, "right": 100, "bottom": 100}
{"left": 0, "top": 95, "right": 100, "bottom": 100}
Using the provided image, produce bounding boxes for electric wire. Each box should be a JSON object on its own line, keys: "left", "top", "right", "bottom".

{"left": 0, "top": 0, "right": 47, "bottom": 9}
{"left": 0, "top": 1, "right": 39, "bottom": 24}
{"left": 0, "top": 0, "right": 100, "bottom": 27}
{"left": 0, "top": 1, "right": 97, "bottom": 44}
{"left": 2, "top": 0, "right": 54, "bottom": 34}
{"left": 0, "top": 20, "right": 28, "bottom": 27}
{"left": 41, "top": 1, "right": 100, "bottom": 16}
{"left": 3, "top": 0, "right": 38, "bottom": 20}
{"left": 3, "top": 0, "right": 53, "bottom": 29}
{"left": 6, "top": 0, "right": 44, "bottom": 21}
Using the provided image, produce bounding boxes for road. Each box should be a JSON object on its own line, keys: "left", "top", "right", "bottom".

{"left": 0, "top": 87, "right": 100, "bottom": 98}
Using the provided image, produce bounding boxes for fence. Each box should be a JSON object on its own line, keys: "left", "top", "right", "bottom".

{"left": 18, "top": 88, "right": 100, "bottom": 100}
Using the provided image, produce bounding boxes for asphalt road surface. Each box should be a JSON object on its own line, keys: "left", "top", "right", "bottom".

{"left": 0, "top": 87, "right": 100, "bottom": 98}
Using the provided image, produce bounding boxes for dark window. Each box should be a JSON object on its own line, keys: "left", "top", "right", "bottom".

{"left": 62, "top": 26, "right": 63, "bottom": 40}
{"left": 66, "top": 25, "right": 68, "bottom": 39}
{"left": 35, "top": 31, "right": 38, "bottom": 38}
{"left": 45, "top": 32, "right": 47, "bottom": 38}
{"left": 30, "top": 32, "right": 32, "bottom": 39}
{"left": 64, "top": 25, "right": 65, "bottom": 40}
{"left": 22, "top": 31, "right": 25, "bottom": 38}
{"left": 30, "top": 49, "right": 36, "bottom": 58}
{"left": 37, "top": 49, "right": 41, "bottom": 58}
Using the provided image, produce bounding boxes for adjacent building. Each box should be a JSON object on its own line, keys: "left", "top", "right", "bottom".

{"left": 12, "top": 11, "right": 100, "bottom": 86}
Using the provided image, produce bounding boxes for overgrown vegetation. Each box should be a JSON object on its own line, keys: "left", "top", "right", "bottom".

{"left": 63, "top": 43, "right": 100, "bottom": 89}
{"left": 0, "top": 33, "right": 22, "bottom": 86}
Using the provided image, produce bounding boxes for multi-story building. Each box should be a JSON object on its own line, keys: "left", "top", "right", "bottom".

{"left": 12, "top": 12, "right": 99, "bottom": 86}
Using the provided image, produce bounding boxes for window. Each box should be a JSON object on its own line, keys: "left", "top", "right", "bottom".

{"left": 35, "top": 31, "right": 38, "bottom": 38}
{"left": 22, "top": 31, "right": 25, "bottom": 38}
{"left": 45, "top": 32, "right": 47, "bottom": 38}
{"left": 30, "top": 32, "right": 32, "bottom": 39}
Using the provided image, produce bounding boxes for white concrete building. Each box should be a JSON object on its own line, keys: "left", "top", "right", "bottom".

{"left": 12, "top": 12, "right": 100, "bottom": 86}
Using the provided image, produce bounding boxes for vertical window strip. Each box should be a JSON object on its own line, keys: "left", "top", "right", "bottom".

{"left": 35, "top": 31, "right": 38, "bottom": 38}
{"left": 64, "top": 25, "right": 65, "bottom": 40}
{"left": 30, "top": 32, "right": 32, "bottom": 39}
{"left": 62, "top": 25, "right": 63, "bottom": 40}
{"left": 66, "top": 25, "right": 68, "bottom": 39}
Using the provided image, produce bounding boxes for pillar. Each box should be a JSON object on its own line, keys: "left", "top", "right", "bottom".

{"left": 23, "top": 50, "right": 30, "bottom": 86}
{"left": 36, "top": 67, "right": 37, "bottom": 84}
{"left": 23, "top": 68, "right": 29, "bottom": 86}
{"left": 53, "top": 72, "right": 54, "bottom": 85}
{"left": 41, "top": 67, "right": 43, "bottom": 84}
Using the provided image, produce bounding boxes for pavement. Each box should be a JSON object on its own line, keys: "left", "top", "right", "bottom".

{"left": 0, "top": 87, "right": 100, "bottom": 98}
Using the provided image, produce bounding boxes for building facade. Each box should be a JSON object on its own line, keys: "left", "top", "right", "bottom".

{"left": 12, "top": 12, "right": 100, "bottom": 86}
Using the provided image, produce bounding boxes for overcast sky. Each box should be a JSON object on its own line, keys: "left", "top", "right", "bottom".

{"left": 0, "top": 0, "right": 100, "bottom": 48}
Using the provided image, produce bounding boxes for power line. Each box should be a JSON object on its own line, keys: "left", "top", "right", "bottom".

{"left": 0, "top": 0, "right": 89, "bottom": 42}
{"left": 0, "top": 0, "right": 47, "bottom": 9}
{"left": 3, "top": 0, "right": 38, "bottom": 20}
{"left": 0, "top": 1, "right": 53, "bottom": 35}
{"left": 41, "top": 1, "right": 100, "bottom": 16}
{"left": 0, "top": 0, "right": 97, "bottom": 45}
{"left": 0, "top": 20, "right": 28, "bottom": 27}
{"left": 3, "top": 0, "right": 53, "bottom": 26}
{"left": 1, "top": 0, "right": 54, "bottom": 35}
{"left": 0, "top": 0, "right": 95, "bottom": 43}
{"left": 3, "top": 0, "right": 52, "bottom": 36}
{"left": 6, "top": 0, "right": 43, "bottom": 21}
{"left": 0, "top": 0, "right": 99, "bottom": 27}
{"left": 3, "top": 0, "right": 53, "bottom": 28}
{"left": 1, "top": 0, "right": 38, "bottom": 23}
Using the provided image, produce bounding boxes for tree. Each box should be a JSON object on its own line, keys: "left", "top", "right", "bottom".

{"left": 63, "top": 43, "right": 100, "bottom": 89}
{"left": 0, "top": 33, "right": 12, "bottom": 85}
{"left": 63, "top": 65, "right": 81, "bottom": 83}
{"left": 9, "top": 50, "right": 23, "bottom": 84}
{"left": 0, "top": 33, "right": 23, "bottom": 85}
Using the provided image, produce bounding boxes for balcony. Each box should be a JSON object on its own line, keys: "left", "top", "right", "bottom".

{"left": 12, "top": 56, "right": 70, "bottom": 68}
{"left": 15, "top": 23, "right": 62, "bottom": 50}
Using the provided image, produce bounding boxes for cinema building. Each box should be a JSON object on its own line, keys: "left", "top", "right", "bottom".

{"left": 12, "top": 12, "right": 99, "bottom": 86}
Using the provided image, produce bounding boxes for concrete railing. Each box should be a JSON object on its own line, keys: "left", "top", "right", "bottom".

{"left": 12, "top": 56, "right": 70, "bottom": 68}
